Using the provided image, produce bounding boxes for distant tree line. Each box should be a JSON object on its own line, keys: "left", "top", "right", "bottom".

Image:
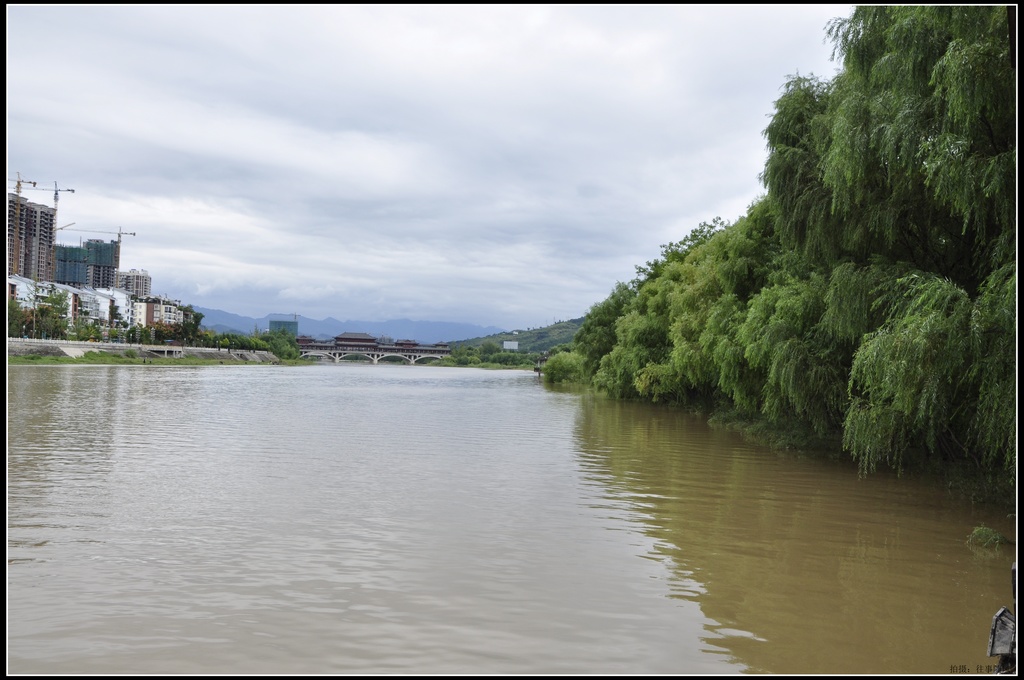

{"left": 548, "top": 6, "right": 1015, "bottom": 489}
{"left": 438, "top": 340, "right": 541, "bottom": 368}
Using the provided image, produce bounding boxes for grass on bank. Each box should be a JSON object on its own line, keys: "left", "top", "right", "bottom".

{"left": 7, "top": 351, "right": 284, "bottom": 366}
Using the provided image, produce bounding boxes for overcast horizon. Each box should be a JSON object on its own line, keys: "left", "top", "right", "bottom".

{"left": 8, "top": 5, "right": 850, "bottom": 331}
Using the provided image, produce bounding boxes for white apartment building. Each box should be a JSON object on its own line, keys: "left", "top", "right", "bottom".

{"left": 94, "top": 287, "right": 135, "bottom": 328}
{"left": 76, "top": 287, "right": 110, "bottom": 324}
{"left": 117, "top": 268, "right": 152, "bottom": 298}
{"left": 9, "top": 275, "right": 137, "bottom": 331}
{"left": 132, "top": 296, "right": 183, "bottom": 327}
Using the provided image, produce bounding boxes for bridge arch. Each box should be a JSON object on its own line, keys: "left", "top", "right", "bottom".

{"left": 297, "top": 349, "right": 449, "bottom": 365}
{"left": 297, "top": 339, "right": 451, "bottom": 365}
{"left": 374, "top": 352, "right": 444, "bottom": 365}
{"left": 298, "top": 350, "right": 334, "bottom": 362}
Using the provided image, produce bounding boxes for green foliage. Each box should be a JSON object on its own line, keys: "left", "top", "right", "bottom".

{"left": 7, "top": 351, "right": 271, "bottom": 366}
{"left": 969, "top": 264, "right": 1016, "bottom": 468}
{"left": 665, "top": 238, "right": 728, "bottom": 398}
{"left": 440, "top": 345, "right": 480, "bottom": 366}
{"left": 430, "top": 340, "right": 537, "bottom": 369}
{"left": 821, "top": 260, "right": 910, "bottom": 344}
{"left": 29, "top": 286, "right": 71, "bottom": 340}
{"left": 9, "top": 298, "right": 29, "bottom": 337}
{"left": 574, "top": 283, "right": 635, "bottom": 379}
{"left": 479, "top": 340, "right": 501, "bottom": 358}
{"left": 632, "top": 217, "right": 728, "bottom": 286}
{"left": 178, "top": 306, "right": 205, "bottom": 345}
{"left": 739, "top": 269, "right": 848, "bottom": 436}
{"left": 667, "top": 206, "right": 780, "bottom": 411}
{"left": 595, "top": 282, "right": 673, "bottom": 400}
{"left": 261, "top": 328, "right": 300, "bottom": 360}
{"left": 486, "top": 352, "right": 537, "bottom": 368}
{"left": 541, "top": 351, "right": 586, "bottom": 385}
{"left": 562, "top": 6, "right": 1015, "bottom": 500}
{"left": 967, "top": 525, "right": 1010, "bottom": 549}
{"left": 761, "top": 74, "right": 842, "bottom": 265}
{"left": 69, "top": 317, "right": 102, "bottom": 342}
{"left": 456, "top": 319, "right": 584, "bottom": 354}
{"left": 845, "top": 269, "right": 1015, "bottom": 474}
{"left": 821, "top": 6, "right": 1015, "bottom": 290}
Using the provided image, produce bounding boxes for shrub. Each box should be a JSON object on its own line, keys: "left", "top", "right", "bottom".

{"left": 542, "top": 351, "right": 586, "bottom": 384}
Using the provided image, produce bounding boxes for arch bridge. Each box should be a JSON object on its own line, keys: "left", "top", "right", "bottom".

{"left": 298, "top": 341, "right": 451, "bottom": 365}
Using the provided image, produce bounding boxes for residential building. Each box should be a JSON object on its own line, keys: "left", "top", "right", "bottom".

{"left": 133, "top": 296, "right": 184, "bottom": 327}
{"left": 8, "top": 193, "right": 57, "bottom": 281}
{"left": 117, "top": 268, "right": 152, "bottom": 298}
{"left": 77, "top": 287, "right": 113, "bottom": 326}
{"left": 133, "top": 298, "right": 159, "bottom": 327}
{"left": 96, "top": 287, "right": 135, "bottom": 328}
{"left": 7, "top": 274, "right": 79, "bottom": 326}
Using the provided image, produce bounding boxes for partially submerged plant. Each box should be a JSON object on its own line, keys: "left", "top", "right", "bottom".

{"left": 967, "top": 525, "right": 1010, "bottom": 549}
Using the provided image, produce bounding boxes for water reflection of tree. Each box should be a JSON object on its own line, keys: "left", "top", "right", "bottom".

{"left": 571, "top": 394, "right": 1014, "bottom": 674}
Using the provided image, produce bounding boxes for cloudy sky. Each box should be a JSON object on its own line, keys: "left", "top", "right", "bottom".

{"left": 8, "top": 4, "right": 849, "bottom": 330}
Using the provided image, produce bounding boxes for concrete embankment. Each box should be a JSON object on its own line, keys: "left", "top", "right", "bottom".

{"left": 7, "top": 338, "right": 278, "bottom": 363}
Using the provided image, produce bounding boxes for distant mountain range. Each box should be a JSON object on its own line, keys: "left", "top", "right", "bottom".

{"left": 193, "top": 307, "right": 507, "bottom": 345}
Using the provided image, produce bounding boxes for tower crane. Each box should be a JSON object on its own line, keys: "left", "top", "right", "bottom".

{"left": 58, "top": 226, "right": 136, "bottom": 246}
{"left": 17, "top": 180, "right": 75, "bottom": 207}
{"left": 23, "top": 183, "right": 76, "bottom": 259}
{"left": 8, "top": 172, "right": 36, "bottom": 193}
{"left": 41, "top": 183, "right": 76, "bottom": 277}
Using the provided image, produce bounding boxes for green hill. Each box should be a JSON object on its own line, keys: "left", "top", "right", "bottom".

{"left": 453, "top": 318, "right": 583, "bottom": 353}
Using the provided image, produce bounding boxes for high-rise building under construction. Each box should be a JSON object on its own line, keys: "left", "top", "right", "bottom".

{"left": 7, "top": 193, "right": 56, "bottom": 281}
{"left": 53, "top": 238, "right": 122, "bottom": 288}
{"left": 85, "top": 239, "right": 119, "bottom": 288}
{"left": 54, "top": 244, "right": 89, "bottom": 286}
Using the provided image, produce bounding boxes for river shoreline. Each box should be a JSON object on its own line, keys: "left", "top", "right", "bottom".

{"left": 7, "top": 337, "right": 278, "bottom": 364}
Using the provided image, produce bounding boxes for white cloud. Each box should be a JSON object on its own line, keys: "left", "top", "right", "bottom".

{"left": 8, "top": 4, "right": 852, "bottom": 329}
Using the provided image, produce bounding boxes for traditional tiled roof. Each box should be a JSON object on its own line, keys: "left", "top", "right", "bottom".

{"left": 334, "top": 332, "right": 378, "bottom": 341}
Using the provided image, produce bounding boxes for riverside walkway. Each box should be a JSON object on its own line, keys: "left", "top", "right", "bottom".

{"left": 7, "top": 337, "right": 277, "bottom": 362}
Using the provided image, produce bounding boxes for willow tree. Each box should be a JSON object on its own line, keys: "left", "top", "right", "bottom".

{"left": 573, "top": 282, "right": 636, "bottom": 380}
{"left": 594, "top": 278, "right": 675, "bottom": 401}
{"left": 765, "top": 6, "right": 1015, "bottom": 473}
{"left": 822, "top": 6, "right": 1015, "bottom": 290}
{"left": 667, "top": 201, "right": 779, "bottom": 414}
{"left": 575, "top": 220, "right": 724, "bottom": 399}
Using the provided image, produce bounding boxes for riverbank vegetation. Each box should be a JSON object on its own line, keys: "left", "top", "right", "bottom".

{"left": 7, "top": 340, "right": 542, "bottom": 370}
{"left": 6, "top": 351, "right": 287, "bottom": 366}
{"left": 432, "top": 341, "right": 542, "bottom": 369}
{"left": 546, "top": 7, "right": 1016, "bottom": 506}
{"left": 454, "top": 319, "right": 583, "bottom": 354}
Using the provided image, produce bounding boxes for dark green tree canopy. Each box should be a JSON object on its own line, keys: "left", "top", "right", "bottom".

{"left": 568, "top": 5, "right": 1014, "bottom": 492}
